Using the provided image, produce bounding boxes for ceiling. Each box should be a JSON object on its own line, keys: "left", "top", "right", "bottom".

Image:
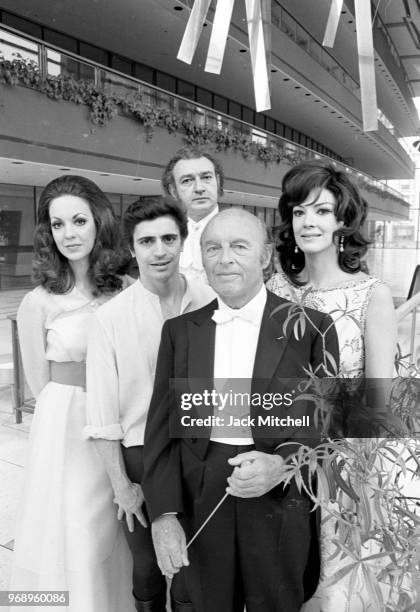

{"left": 378, "top": 0, "right": 420, "bottom": 98}
{"left": 0, "top": 157, "right": 278, "bottom": 209}
{"left": 0, "top": 0, "right": 417, "bottom": 178}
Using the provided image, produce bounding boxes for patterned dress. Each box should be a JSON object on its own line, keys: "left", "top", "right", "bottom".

{"left": 267, "top": 272, "right": 385, "bottom": 612}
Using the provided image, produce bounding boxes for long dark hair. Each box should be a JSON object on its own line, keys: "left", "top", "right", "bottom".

{"left": 33, "top": 175, "right": 124, "bottom": 295}
{"left": 277, "top": 161, "right": 369, "bottom": 284}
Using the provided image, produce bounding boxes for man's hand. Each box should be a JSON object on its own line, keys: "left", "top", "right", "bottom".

{"left": 226, "top": 450, "right": 286, "bottom": 497}
{"left": 113, "top": 482, "right": 147, "bottom": 532}
{"left": 151, "top": 515, "right": 189, "bottom": 578}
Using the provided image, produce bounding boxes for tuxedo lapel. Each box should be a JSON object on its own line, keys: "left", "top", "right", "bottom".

{"left": 187, "top": 299, "right": 217, "bottom": 385}
{"left": 252, "top": 291, "right": 290, "bottom": 394}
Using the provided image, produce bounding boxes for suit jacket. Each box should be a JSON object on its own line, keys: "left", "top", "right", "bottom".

{"left": 143, "top": 290, "right": 339, "bottom": 522}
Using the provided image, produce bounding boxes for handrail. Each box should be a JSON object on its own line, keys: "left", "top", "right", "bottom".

{"left": 396, "top": 292, "right": 420, "bottom": 322}
{"left": 396, "top": 292, "right": 420, "bottom": 364}
{"left": 0, "top": 23, "right": 409, "bottom": 207}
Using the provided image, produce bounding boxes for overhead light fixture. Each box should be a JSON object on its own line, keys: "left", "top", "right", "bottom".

{"left": 174, "top": 5, "right": 183, "bottom": 11}
{"left": 132, "top": 178, "right": 143, "bottom": 181}
{"left": 12, "top": 161, "right": 24, "bottom": 164}
{"left": 239, "top": 49, "right": 247, "bottom": 53}
{"left": 60, "top": 168, "right": 71, "bottom": 171}
{"left": 100, "top": 173, "right": 110, "bottom": 176}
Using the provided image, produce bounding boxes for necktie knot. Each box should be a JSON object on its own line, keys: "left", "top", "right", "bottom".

{"left": 212, "top": 307, "right": 256, "bottom": 325}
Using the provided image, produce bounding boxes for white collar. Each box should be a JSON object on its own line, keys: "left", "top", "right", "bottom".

{"left": 214, "top": 285, "right": 267, "bottom": 326}
{"left": 188, "top": 205, "right": 219, "bottom": 228}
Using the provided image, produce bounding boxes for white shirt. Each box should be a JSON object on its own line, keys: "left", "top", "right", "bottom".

{"left": 211, "top": 285, "right": 267, "bottom": 444}
{"left": 179, "top": 206, "right": 219, "bottom": 283}
{"left": 84, "top": 278, "right": 215, "bottom": 447}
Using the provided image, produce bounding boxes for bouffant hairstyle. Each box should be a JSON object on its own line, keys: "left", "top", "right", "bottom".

{"left": 161, "top": 146, "right": 225, "bottom": 198}
{"left": 33, "top": 175, "right": 124, "bottom": 296}
{"left": 122, "top": 195, "right": 188, "bottom": 249}
{"left": 277, "top": 161, "right": 370, "bottom": 284}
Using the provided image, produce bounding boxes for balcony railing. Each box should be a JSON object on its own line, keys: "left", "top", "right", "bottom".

{"left": 0, "top": 24, "right": 409, "bottom": 209}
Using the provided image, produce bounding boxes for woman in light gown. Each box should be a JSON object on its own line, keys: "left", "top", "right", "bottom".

{"left": 266, "top": 161, "right": 398, "bottom": 611}
{"left": 10, "top": 175, "right": 135, "bottom": 612}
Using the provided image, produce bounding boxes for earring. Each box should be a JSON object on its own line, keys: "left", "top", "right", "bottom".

{"left": 294, "top": 245, "right": 299, "bottom": 254}
{"left": 339, "top": 235, "right": 344, "bottom": 253}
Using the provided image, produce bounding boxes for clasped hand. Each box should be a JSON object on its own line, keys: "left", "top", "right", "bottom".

{"left": 226, "top": 450, "right": 286, "bottom": 497}
{"left": 113, "top": 482, "right": 147, "bottom": 532}
{"left": 151, "top": 515, "right": 189, "bottom": 578}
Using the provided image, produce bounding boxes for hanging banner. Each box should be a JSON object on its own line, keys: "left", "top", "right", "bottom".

{"left": 177, "top": 0, "right": 212, "bottom": 64}
{"left": 354, "top": 0, "right": 378, "bottom": 131}
{"left": 322, "top": 0, "right": 378, "bottom": 131}
{"left": 178, "top": 0, "right": 271, "bottom": 111}
{"left": 245, "top": 0, "right": 271, "bottom": 112}
{"left": 323, "top": 0, "right": 343, "bottom": 47}
{"left": 205, "top": 0, "right": 235, "bottom": 74}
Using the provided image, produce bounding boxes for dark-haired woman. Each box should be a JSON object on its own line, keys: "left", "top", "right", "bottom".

{"left": 10, "top": 175, "right": 135, "bottom": 611}
{"left": 267, "top": 161, "right": 397, "bottom": 610}
{"left": 267, "top": 160, "right": 396, "bottom": 378}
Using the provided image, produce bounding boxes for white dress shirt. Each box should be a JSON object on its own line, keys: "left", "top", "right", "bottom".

{"left": 179, "top": 206, "right": 219, "bottom": 283}
{"left": 84, "top": 277, "right": 215, "bottom": 447}
{"left": 211, "top": 285, "right": 267, "bottom": 444}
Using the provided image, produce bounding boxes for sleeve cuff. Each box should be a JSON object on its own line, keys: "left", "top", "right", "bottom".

{"left": 83, "top": 423, "right": 125, "bottom": 441}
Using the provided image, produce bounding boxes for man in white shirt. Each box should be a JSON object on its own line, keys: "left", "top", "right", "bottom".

{"left": 143, "top": 209, "right": 339, "bottom": 612}
{"left": 84, "top": 196, "right": 214, "bottom": 612}
{"left": 162, "top": 146, "right": 224, "bottom": 283}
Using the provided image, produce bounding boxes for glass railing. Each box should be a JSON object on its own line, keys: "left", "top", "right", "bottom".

{"left": 0, "top": 24, "right": 410, "bottom": 209}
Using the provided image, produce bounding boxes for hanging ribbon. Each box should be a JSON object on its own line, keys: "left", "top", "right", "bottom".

{"left": 178, "top": 0, "right": 271, "bottom": 112}
{"left": 205, "top": 0, "right": 235, "bottom": 74}
{"left": 177, "top": 0, "right": 212, "bottom": 64}
{"left": 354, "top": 0, "right": 378, "bottom": 131}
{"left": 322, "top": 0, "right": 343, "bottom": 47}
{"left": 322, "top": 0, "right": 378, "bottom": 131}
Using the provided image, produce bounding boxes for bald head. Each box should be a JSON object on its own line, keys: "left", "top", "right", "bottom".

{"left": 201, "top": 208, "right": 273, "bottom": 308}
{"left": 201, "top": 208, "right": 271, "bottom": 255}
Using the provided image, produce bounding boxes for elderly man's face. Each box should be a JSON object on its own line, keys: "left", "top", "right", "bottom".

{"left": 202, "top": 213, "right": 271, "bottom": 308}
{"left": 170, "top": 157, "right": 219, "bottom": 222}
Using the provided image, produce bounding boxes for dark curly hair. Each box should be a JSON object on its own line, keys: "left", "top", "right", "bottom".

{"left": 122, "top": 195, "right": 188, "bottom": 248}
{"left": 33, "top": 175, "right": 125, "bottom": 296}
{"left": 161, "top": 146, "right": 224, "bottom": 198}
{"left": 277, "top": 161, "right": 370, "bottom": 284}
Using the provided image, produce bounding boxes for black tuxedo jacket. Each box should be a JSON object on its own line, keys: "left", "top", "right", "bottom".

{"left": 143, "top": 290, "right": 339, "bottom": 522}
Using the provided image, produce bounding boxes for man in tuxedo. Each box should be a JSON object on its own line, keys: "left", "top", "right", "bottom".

{"left": 143, "top": 208, "right": 339, "bottom": 612}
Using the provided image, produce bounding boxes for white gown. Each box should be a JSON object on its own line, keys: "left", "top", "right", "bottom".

{"left": 10, "top": 286, "right": 135, "bottom": 612}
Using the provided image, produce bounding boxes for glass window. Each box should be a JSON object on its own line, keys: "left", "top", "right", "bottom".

{"left": 177, "top": 80, "right": 195, "bottom": 100}
{"left": 79, "top": 42, "right": 108, "bottom": 66}
{"left": 44, "top": 28, "right": 77, "bottom": 53}
{"left": 111, "top": 55, "right": 132, "bottom": 76}
{"left": 284, "top": 126, "right": 292, "bottom": 140}
{"left": 214, "top": 95, "right": 228, "bottom": 114}
{"left": 2, "top": 12, "right": 42, "bottom": 38}
{"left": 196, "top": 87, "right": 212, "bottom": 108}
{"left": 275, "top": 122, "right": 285, "bottom": 137}
{"left": 242, "top": 106, "right": 254, "bottom": 124}
{"left": 134, "top": 63, "right": 154, "bottom": 84}
{"left": 228, "top": 100, "right": 241, "bottom": 120}
{"left": 255, "top": 113, "right": 265, "bottom": 129}
{"left": 0, "top": 184, "right": 35, "bottom": 291}
{"left": 156, "top": 71, "right": 176, "bottom": 93}
{"left": 265, "top": 117, "right": 275, "bottom": 133}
